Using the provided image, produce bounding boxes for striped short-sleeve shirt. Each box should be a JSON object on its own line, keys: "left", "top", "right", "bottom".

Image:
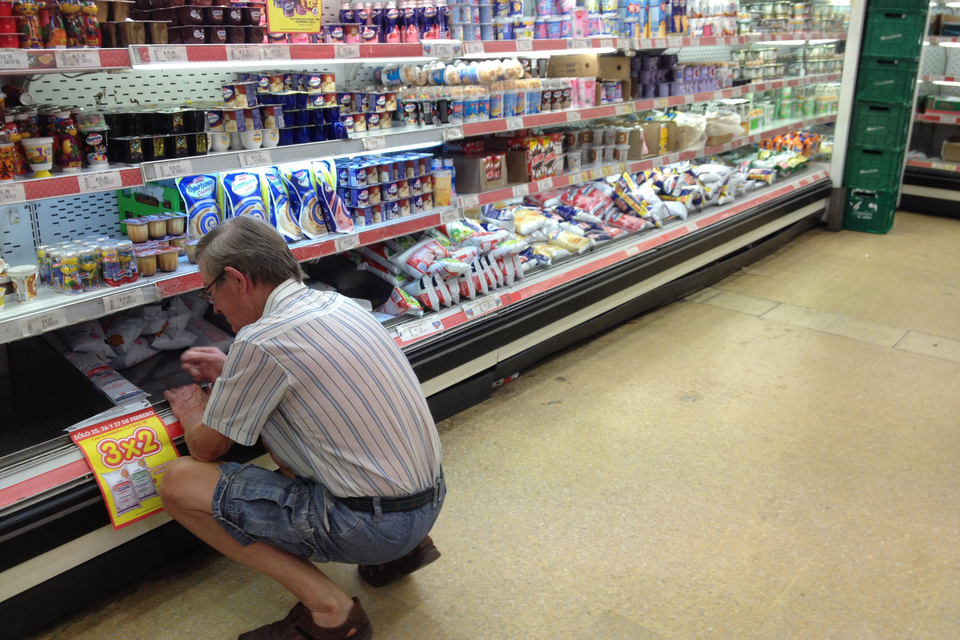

{"left": 203, "top": 279, "right": 442, "bottom": 498}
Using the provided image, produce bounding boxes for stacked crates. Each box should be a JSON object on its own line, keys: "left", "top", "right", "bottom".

{"left": 843, "top": 0, "right": 929, "bottom": 233}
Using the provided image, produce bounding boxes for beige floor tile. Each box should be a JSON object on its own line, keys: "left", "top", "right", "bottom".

{"left": 761, "top": 302, "right": 842, "bottom": 332}
{"left": 895, "top": 330, "right": 960, "bottom": 364}
{"left": 701, "top": 290, "right": 781, "bottom": 316}
{"left": 684, "top": 287, "right": 724, "bottom": 303}
{"left": 821, "top": 315, "right": 906, "bottom": 348}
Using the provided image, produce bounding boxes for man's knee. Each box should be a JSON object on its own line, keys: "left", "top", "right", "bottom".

{"left": 158, "top": 457, "right": 216, "bottom": 512}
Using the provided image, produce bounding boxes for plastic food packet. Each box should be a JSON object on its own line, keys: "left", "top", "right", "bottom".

{"left": 357, "top": 259, "right": 412, "bottom": 287}
{"left": 109, "top": 336, "right": 160, "bottom": 370}
{"left": 219, "top": 171, "right": 269, "bottom": 222}
{"left": 261, "top": 167, "right": 302, "bottom": 242}
{"left": 101, "top": 315, "right": 146, "bottom": 354}
{"left": 438, "top": 219, "right": 483, "bottom": 246}
{"left": 547, "top": 229, "right": 594, "bottom": 254}
{"left": 519, "top": 245, "right": 551, "bottom": 269}
{"left": 359, "top": 243, "right": 403, "bottom": 274}
{"left": 402, "top": 274, "right": 453, "bottom": 311}
{"left": 532, "top": 243, "right": 571, "bottom": 262}
{"left": 746, "top": 168, "right": 776, "bottom": 183}
{"left": 281, "top": 165, "right": 327, "bottom": 239}
{"left": 661, "top": 200, "right": 690, "bottom": 220}
{"left": 312, "top": 160, "right": 355, "bottom": 233}
{"left": 186, "top": 316, "right": 234, "bottom": 351}
{"left": 374, "top": 287, "right": 424, "bottom": 317}
{"left": 60, "top": 320, "right": 116, "bottom": 360}
{"left": 606, "top": 210, "right": 652, "bottom": 232}
{"left": 554, "top": 205, "right": 603, "bottom": 226}
{"left": 388, "top": 236, "right": 441, "bottom": 278}
{"left": 152, "top": 298, "right": 198, "bottom": 351}
{"left": 514, "top": 208, "right": 548, "bottom": 235}
{"left": 524, "top": 191, "right": 561, "bottom": 209}
{"left": 63, "top": 351, "right": 148, "bottom": 404}
{"left": 480, "top": 205, "right": 516, "bottom": 232}
{"left": 428, "top": 257, "right": 470, "bottom": 279}
{"left": 177, "top": 175, "right": 223, "bottom": 238}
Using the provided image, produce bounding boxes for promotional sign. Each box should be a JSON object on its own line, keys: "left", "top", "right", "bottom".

{"left": 70, "top": 405, "right": 180, "bottom": 530}
{"left": 265, "top": 0, "right": 321, "bottom": 34}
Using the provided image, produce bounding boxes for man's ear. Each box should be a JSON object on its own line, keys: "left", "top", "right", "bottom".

{"left": 223, "top": 266, "right": 253, "bottom": 294}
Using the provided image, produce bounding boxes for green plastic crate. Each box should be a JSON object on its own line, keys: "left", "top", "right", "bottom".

{"left": 844, "top": 145, "right": 905, "bottom": 191}
{"left": 868, "top": 0, "right": 929, "bottom": 13}
{"left": 842, "top": 188, "right": 898, "bottom": 234}
{"left": 855, "top": 57, "right": 919, "bottom": 105}
{"left": 849, "top": 101, "right": 913, "bottom": 149}
{"left": 117, "top": 186, "right": 185, "bottom": 233}
{"left": 862, "top": 11, "right": 926, "bottom": 60}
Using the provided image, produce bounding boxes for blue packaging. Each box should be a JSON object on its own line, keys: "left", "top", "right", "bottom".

{"left": 347, "top": 165, "right": 368, "bottom": 187}
{"left": 310, "top": 125, "right": 326, "bottom": 142}
{"left": 281, "top": 165, "right": 327, "bottom": 238}
{"left": 261, "top": 167, "right": 301, "bottom": 241}
{"left": 382, "top": 180, "right": 400, "bottom": 200}
{"left": 344, "top": 187, "right": 370, "bottom": 207}
{"left": 177, "top": 174, "right": 223, "bottom": 238}
{"left": 384, "top": 199, "right": 399, "bottom": 220}
{"left": 219, "top": 172, "right": 269, "bottom": 222}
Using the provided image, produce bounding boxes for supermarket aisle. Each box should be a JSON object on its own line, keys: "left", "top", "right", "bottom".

{"left": 26, "top": 211, "right": 960, "bottom": 640}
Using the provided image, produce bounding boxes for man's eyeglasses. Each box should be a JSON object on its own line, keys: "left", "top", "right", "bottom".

{"left": 199, "top": 271, "right": 226, "bottom": 304}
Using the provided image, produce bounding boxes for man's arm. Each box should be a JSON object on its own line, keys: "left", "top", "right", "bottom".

{"left": 165, "top": 384, "right": 233, "bottom": 463}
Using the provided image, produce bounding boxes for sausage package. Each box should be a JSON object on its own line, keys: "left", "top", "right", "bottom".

{"left": 177, "top": 174, "right": 223, "bottom": 238}
{"left": 261, "top": 167, "right": 303, "bottom": 242}
{"left": 219, "top": 172, "right": 269, "bottom": 222}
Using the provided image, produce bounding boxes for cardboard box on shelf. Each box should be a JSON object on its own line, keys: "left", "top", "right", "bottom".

{"left": 451, "top": 154, "right": 508, "bottom": 193}
{"left": 547, "top": 54, "right": 631, "bottom": 80}
{"left": 940, "top": 15, "right": 960, "bottom": 37}
{"left": 636, "top": 121, "right": 677, "bottom": 159}
{"left": 942, "top": 136, "right": 960, "bottom": 163}
{"left": 594, "top": 80, "right": 633, "bottom": 107}
{"left": 926, "top": 96, "right": 960, "bottom": 115}
{"left": 487, "top": 133, "right": 564, "bottom": 183}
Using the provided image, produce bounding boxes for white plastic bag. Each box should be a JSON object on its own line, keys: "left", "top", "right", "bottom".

{"left": 675, "top": 112, "right": 707, "bottom": 151}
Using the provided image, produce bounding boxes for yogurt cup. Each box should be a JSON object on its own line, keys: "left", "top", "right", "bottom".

{"left": 7, "top": 264, "right": 38, "bottom": 303}
{"left": 564, "top": 151, "right": 581, "bottom": 172}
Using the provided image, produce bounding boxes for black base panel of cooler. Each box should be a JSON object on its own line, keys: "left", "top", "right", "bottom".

{"left": 0, "top": 182, "right": 828, "bottom": 639}
{"left": 902, "top": 171, "right": 960, "bottom": 219}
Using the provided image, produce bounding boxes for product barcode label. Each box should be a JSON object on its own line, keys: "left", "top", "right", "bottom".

{"left": 0, "top": 48, "right": 28, "bottom": 69}
{"left": 515, "top": 39, "right": 533, "bottom": 51}
{"left": 463, "top": 41, "right": 484, "bottom": 54}
{"left": 459, "top": 194, "right": 480, "bottom": 208}
{"left": 568, "top": 38, "right": 590, "bottom": 49}
{"left": 512, "top": 184, "right": 529, "bottom": 198}
{"left": 397, "top": 317, "right": 442, "bottom": 342}
{"left": 625, "top": 245, "right": 640, "bottom": 256}
{"left": 539, "top": 177, "right": 554, "bottom": 191}
{"left": 226, "top": 45, "right": 260, "bottom": 62}
{"left": 567, "top": 111, "right": 582, "bottom": 122}
{"left": 335, "top": 43, "right": 361, "bottom": 59}
{"left": 149, "top": 45, "right": 189, "bottom": 63}
{"left": 425, "top": 42, "right": 457, "bottom": 58}
{"left": 600, "top": 38, "right": 615, "bottom": 49}
{"left": 260, "top": 44, "right": 290, "bottom": 60}
{"left": 79, "top": 171, "right": 124, "bottom": 193}
{"left": 440, "top": 207, "right": 461, "bottom": 223}
{"left": 506, "top": 116, "right": 524, "bottom": 131}
{"left": 21, "top": 309, "right": 68, "bottom": 338}
{"left": 239, "top": 150, "right": 272, "bottom": 168}
{"left": 334, "top": 233, "right": 360, "bottom": 254}
{"left": 149, "top": 159, "right": 194, "bottom": 181}
{"left": 463, "top": 294, "right": 502, "bottom": 318}
{"left": 362, "top": 136, "right": 386, "bottom": 151}
{"left": 668, "top": 38, "right": 683, "bottom": 48}
{"left": 103, "top": 288, "right": 146, "bottom": 314}
{"left": 0, "top": 183, "right": 26, "bottom": 204}
{"left": 55, "top": 50, "right": 101, "bottom": 68}
{"left": 442, "top": 125, "right": 464, "bottom": 141}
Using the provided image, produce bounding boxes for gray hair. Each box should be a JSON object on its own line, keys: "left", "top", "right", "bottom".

{"left": 195, "top": 216, "right": 305, "bottom": 287}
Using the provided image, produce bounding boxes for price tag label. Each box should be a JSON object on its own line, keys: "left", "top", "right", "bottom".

{"left": 0, "top": 48, "right": 28, "bottom": 69}
{"left": 625, "top": 245, "right": 640, "bottom": 256}
{"left": 442, "top": 125, "right": 464, "bottom": 141}
{"left": 335, "top": 43, "right": 361, "bottom": 58}
{"left": 713, "top": 91, "right": 723, "bottom": 100}
{"left": 616, "top": 103, "right": 634, "bottom": 115}
{"left": 567, "top": 111, "right": 581, "bottom": 122}
{"left": 600, "top": 38, "right": 615, "bottom": 49}
{"left": 506, "top": 116, "right": 524, "bottom": 131}
{"left": 260, "top": 44, "right": 290, "bottom": 60}
{"left": 463, "top": 41, "right": 484, "bottom": 54}
{"left": 654, "top": 98, "right": 668, "bottom": 109}
{"left": 932, "top": 162, "right": 954, "bottom": 172}
{"left": 20, "top": 309, "right": 68, "bottom": 338}
{"left": 103, "top": 288, "right": 146, "bottom": 315}
{"left": 0, "top": 183, "right": 26, "bottom": 205}
{"left": 149, "top": 159, "right": 194, "bottom": 181}
{"left": 666, "top": 153, "right": 680, "bottom": 164}
{"left": 79, "top": 171, "right": 123, "bottom": 193}
{"left": 655, "top": 39, "right": 667, "bottom": 48}
{"left": 516, "top": 39, "right": 533, "bottom": 51}
{"left": 425, "top": 42, "right": 456, "bottom": 58}
{"left": 239, "top": 149, "right": 272, "bottom": 168}
{"left": 463, "top": 294, "right": 502, "bottom": 318}
{"left": 512, "top": 184, "right": 529, "bottom": 198}
{"left": 440, "top": 207, "right": 460, "bottom": 223}
{"left": 334, "top": 233, "right": 360, "bottom": 254}
{"left": 568, "top": 38, "right": 590, "bottom": 49}
{"left": 150, "top": 45, "right": 189, "bottom": 63}
{"left": 397, "top": 317, "right": 442, "bottom": 342}
{"left": 602, "top": 165, "right": 616, "bottom": 177}
{"left": 668, "top": 37, "right": 683, "bottom": 48}
{"left": 55, "top": 50, "right": 100, "bottom": 68}
{"left": 362, "top": 136, "right": 387, "bottom": 151}
{"left": 717, "top": 36, "right": 729, "bottom": 45}
{"left": 539, "top": 177, "right": 554, "bottom": 191}
{"left": 226, "top": 45, "right": 260, "bottom": 62}
{"left": 459, "top": 194, "right": 480, "bottom": 208}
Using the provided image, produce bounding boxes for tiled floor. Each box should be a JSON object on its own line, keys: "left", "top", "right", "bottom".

{"left": 25, "top": 211, "right": 960, "bottom": 640}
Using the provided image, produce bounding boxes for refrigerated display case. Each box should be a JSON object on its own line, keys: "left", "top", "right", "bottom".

{"left": 0, "top": 3, "right": 860, "bottom": 637}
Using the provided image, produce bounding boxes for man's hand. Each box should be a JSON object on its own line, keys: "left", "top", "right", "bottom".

{"left": 164, "top": 384, "right": 210, "bottom": 423}
{"left": 181, "top": 347, "right": 228, "bottom": 384}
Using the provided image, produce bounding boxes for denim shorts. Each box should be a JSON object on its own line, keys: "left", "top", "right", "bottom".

{"left": 211, "top": 462, "right": 445, "bottom": 565}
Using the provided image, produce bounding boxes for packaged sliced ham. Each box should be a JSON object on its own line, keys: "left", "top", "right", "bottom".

{"left": 374, "top": 287, "right": 424, "bottom": 317}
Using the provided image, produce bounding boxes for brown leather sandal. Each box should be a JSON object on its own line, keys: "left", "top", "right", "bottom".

{"left": 237, "top": 598, "right": 372, "bottom": 640}
{"left": 357, "top": 536, "right": 441, "bottom": 588}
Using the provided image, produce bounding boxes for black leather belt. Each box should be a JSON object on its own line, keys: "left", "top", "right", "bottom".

{"left": 338, "top": 478, "right": 441, "bottom": 513}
